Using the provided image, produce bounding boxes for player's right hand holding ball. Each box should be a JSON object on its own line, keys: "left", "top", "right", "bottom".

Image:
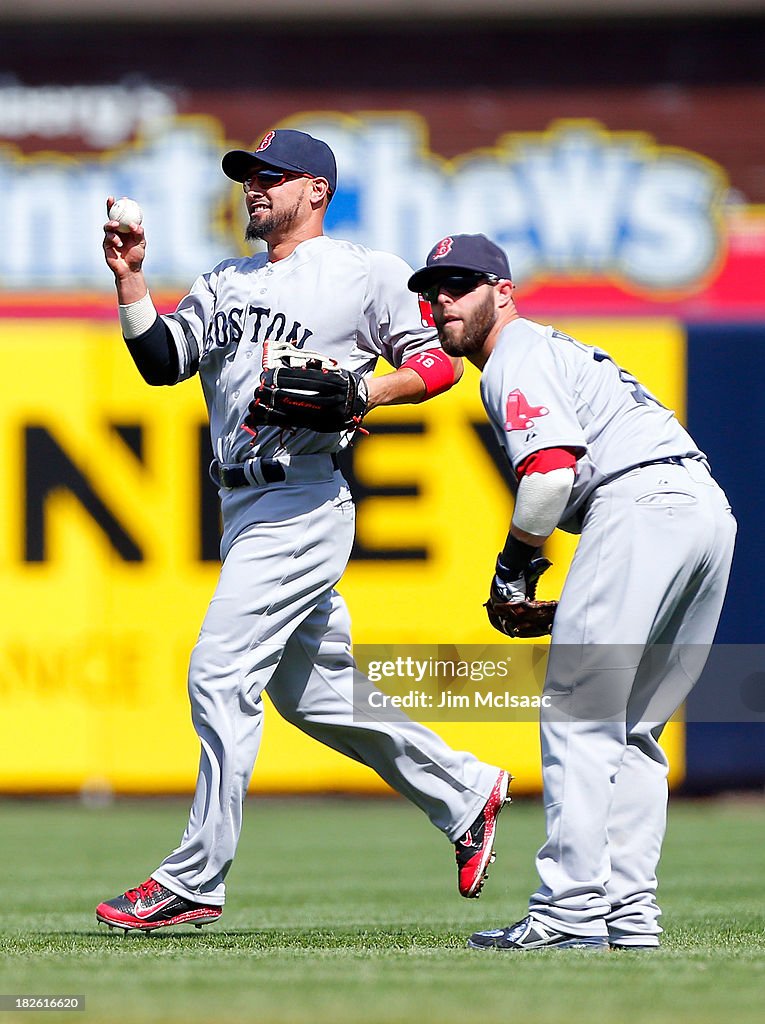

{"left": 103, "top": 195, "right": 146, "bottom": 280}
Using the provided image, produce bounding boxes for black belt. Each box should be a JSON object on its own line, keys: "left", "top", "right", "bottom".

{"left": 218, "top": 460, "right": 285, "bottom": 487}
{"left": 214, "top": 453, "right": 340, "bottom": 489}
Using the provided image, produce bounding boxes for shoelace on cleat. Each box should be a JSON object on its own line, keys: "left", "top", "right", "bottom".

{"left": 125, "top": 878, "right": 161, "bottom": 904}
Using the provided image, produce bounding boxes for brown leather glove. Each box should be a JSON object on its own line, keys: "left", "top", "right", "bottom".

{"left": 485, "top": 556, "right": 557, "bottom": 638}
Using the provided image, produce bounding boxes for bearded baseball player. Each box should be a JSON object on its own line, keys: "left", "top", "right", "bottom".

{"left": 96, "top": 132, "right": 510, "bottom": 933}
{"left": 408, "top": 233, "right": 736, "bottom": 951}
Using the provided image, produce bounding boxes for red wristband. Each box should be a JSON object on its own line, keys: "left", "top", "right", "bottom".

{"left": 401, "top": 348, "right": 455, "bottom": 398}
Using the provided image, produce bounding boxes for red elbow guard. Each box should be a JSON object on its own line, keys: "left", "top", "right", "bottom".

{"left": 401, "top": 348, "right": 456, "bottom": 398}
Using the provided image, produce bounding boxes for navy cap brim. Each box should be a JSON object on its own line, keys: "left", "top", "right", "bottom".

{"left": 222, "top": 149, "right": 313, "bottom": 182}
{"left": 408, "top": 261, "right": 498, "bottom": 293}
{"left": 224, "top": 149, "right": 329, "bottom": 183}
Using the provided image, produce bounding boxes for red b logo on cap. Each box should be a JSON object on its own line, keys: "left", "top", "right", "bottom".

{"left": 256, "top": 131, "right": 275, "bottom": 152}
{"left": 432, "top": 237, "right": 454, "bottom": 260}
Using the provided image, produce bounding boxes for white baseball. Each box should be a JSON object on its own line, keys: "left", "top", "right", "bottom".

{"left": 109, "top": 197, "right": 143, "bottom": 234}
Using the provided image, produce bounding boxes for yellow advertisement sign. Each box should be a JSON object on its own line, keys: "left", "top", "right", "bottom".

{"left": 0, "top": 316, "right": 685, "bottom": 793}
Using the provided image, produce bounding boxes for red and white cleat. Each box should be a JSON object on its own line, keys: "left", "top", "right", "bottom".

{"left": 455, "top": 770, "right": 512, "bottom": 898}
{"left": 96, "top": 877, "right": 222, "bottom": 934}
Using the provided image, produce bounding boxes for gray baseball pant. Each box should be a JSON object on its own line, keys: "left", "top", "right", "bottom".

{"left": 527, "top": 459, "right": 736, "bottom": 943}
{"left": 153, "top": 468, "right": 501, "bottom": 904}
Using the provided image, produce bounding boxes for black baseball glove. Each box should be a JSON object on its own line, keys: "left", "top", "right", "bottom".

{"left": 245, "top": 360, "right": 368, "bottom": 434}
{"left": 484, "top": 556, "right": 558, "bottom": 638}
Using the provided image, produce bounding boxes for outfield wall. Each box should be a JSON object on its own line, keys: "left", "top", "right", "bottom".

{"left": 2, "top": 314, "right": 759, "bottom": 795}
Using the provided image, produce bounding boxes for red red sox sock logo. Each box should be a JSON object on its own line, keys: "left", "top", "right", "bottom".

{"left": 505, "top": 389, "right": 549, "bottom": 430}
{"left": 256, "top": 131, "right": 276, "bottom": 152}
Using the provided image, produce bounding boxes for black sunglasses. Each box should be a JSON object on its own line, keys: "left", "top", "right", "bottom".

{"left": 421, "top": 273, "right": 499, "bottom": 304}
{"left": 242, "top": 168, "right": 313, "bottom": 191}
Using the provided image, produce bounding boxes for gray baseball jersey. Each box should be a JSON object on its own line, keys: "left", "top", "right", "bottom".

{"left": 160, "top": 235, "right": 437, "bottom": 464}
{"left": 480, "top": 318, "right": 705, "bottom": 529}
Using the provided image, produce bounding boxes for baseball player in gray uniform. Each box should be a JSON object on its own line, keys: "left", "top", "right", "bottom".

{"left": 408, "top": 233, "right": 736, "bottom": 951}
{"left": 95, "top": 133, "right": 509, "bottom": 933}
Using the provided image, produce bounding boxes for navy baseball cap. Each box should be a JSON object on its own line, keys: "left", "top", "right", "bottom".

{"left": 408, "top": 234, "right": 512, "bottom": 293}
{"left": 222, "top": 129, "right": 337, "bottom": 193}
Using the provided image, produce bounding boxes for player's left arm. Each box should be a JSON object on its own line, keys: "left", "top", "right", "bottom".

{"left": 494, "top": 448, "right": 578, "bottom": 600}
{"left": 481, "top": 335, "right": 587, "bottom": 598}
{"left": 484, "top": 447, "right": 580, "bottom": 637}
{"left": 364, "top": 251, "right": 462, "bottom": 410}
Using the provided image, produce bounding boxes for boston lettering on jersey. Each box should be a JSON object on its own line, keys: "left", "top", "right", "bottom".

{"left": 207, "top": 305, "right": 313, "bottom": 351}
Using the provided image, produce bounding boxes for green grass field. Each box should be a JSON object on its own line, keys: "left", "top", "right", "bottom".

{"left": 1, "top": 795, "right": 763, "bottom": 1024}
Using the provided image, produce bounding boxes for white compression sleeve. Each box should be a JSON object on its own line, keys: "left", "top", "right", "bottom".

{"left": 118, "top": 292, "right": 158, "bottom": 338}
{"left": 512, "top": 467, "right": 576, "bottom": 538}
